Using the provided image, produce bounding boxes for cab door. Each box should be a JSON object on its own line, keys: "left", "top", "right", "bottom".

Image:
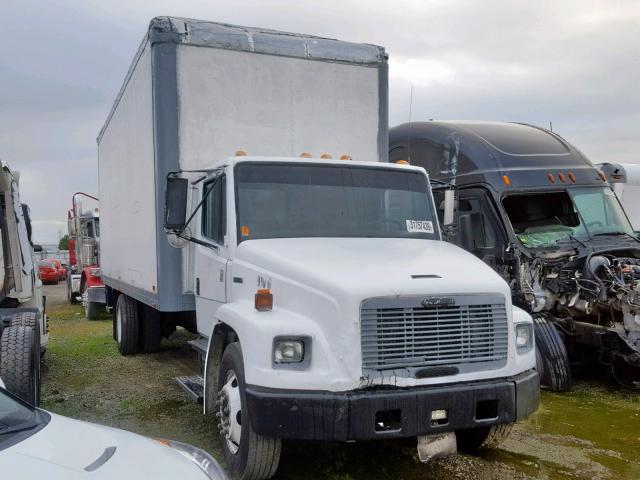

{"left": 193, "top": 174, "right": 228, "bottom": 335}
{"left": 455, "top": 188, "right": 506, "bottom": 268}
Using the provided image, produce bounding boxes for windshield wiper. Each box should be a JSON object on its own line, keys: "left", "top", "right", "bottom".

{"left": 593, "top": 231, "right": 640, "bottom": 241}
{"left": 0, "top": 421, "right": 40, "bottom": 436}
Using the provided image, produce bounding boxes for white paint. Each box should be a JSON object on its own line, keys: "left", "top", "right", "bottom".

{"left": 98, "top": 44, "right": 158, "bottom": 293}
{"left": 191, "top": 157, "right": 535, "bottom": 392}
{"left": 0, "top": 409, "right": 216, "bottom": 479}
{"left": 176, "top": 46, "right": 382, "bottom": 169}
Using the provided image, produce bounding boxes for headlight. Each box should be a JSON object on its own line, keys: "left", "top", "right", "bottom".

{"left": 89, "top": 267, "right": 101, "bottom": 278}
{"left": 154, "top": 438, "right": 228, "bottom": 479}
{"left": 273, "top": 336, "right": 311, "bottom": 367}
{"left": 515, "top": 323, "right": 534, "bottom": 353}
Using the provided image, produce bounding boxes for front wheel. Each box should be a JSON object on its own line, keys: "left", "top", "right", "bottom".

{"left": 217, "top": 343, "right": 280, "bottom": 480}
{"left": 457, "top": 423, "right": 514, "bottom": 451}
{"left": 534, "top": 315, "right": 572, "bottom": 392}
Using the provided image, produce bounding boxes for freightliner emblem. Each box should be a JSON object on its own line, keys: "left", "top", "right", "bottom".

{"left": 421, "top": 297, "right": 455, "bottom": 307}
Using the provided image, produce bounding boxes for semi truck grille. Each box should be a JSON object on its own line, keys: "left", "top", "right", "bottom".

{"left": 360, "top": 295, "right": 508, "bottom": 373}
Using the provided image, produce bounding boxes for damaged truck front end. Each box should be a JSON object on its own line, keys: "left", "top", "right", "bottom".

{"left": 389, "top": 120, "right": 640, "bottom": 390}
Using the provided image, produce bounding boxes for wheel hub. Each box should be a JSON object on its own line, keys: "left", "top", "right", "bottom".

{"left": 217, "top": 370, "right": 242, "bottom": 454}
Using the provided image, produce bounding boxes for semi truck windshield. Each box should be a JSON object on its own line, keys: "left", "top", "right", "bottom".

{"left": 235, "top": 163, "right": 438, "bottom": 242}
{"left": 503, "top": 187, "right": 634, "bottom": 248}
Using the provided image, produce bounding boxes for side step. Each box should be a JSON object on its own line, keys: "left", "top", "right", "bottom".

{"left": 175, "top": 375, "right": 204, "bottom": 404}
{"left": 188, "top": 337, "right": 208, "bottom": 356}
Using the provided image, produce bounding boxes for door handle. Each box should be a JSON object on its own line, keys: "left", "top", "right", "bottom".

{"left": 196, "top": 277, "right": 200, "bottom": 295}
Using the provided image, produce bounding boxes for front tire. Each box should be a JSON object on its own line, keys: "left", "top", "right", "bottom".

{"left": 115, "top": 295, "right": 139, "bottom": 355}
{"left": 217, "top": 343, "right": 281, "bottom": 480}
{"left": 534, "top": 315, "right": 572, "bottom": 392}
{"left": 457, "top": 423, "right": 514, "bottom": 451}
{"left": 0, "top": 326, "right": 40, "bottom": 406}
{"left": 85, "top": 300, "right": 100, "bottom": 320}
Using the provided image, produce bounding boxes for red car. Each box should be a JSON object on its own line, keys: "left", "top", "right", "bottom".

{"left": 51, "top": 259, "right": 67, "bottom": 280}
{"left": 38, "top": 260, "right": 59, "bottom": 284}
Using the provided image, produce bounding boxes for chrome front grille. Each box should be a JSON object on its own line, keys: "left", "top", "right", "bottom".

{"left": 360, "top": 294, "right": 508, "bottom": 373}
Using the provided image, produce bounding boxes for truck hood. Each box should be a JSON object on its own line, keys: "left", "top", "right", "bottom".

{"left": 0, "top": 413, "right": 210, "bottom": 479}
{"left": 235, "top": 237, "right": 510, "bottom": 301}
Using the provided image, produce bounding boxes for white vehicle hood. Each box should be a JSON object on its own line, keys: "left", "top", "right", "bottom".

{"left": 235, "top": 237, "right": 510, "bottom": 301}
{"left": 0, "top": 413, "right": 209, "bottom": 479}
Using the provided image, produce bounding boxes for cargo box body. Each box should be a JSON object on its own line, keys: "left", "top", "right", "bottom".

{"left": 97, "top": 17, "right": 388, "bottom": 311}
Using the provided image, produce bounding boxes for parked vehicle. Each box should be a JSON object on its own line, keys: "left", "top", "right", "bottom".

{"left": 0, "top": 161, "right": 47, "bottom": 406}
{"left": 98, "top": 18, "right": 538, "bottom": 479}
{"left": 67, "top": 192, "right": 106, "bottom": 319}
{"left": 389, "top": 121, "right": 640, "bottom": 390}
{"left": 598, "top": 163, "right": 640, "bottom": 231}
{"left": 0, "top": 383, "right": 228, "bottom": 480}
{"left": 50, "top": 259, "right": 66, "bottom": 281}
{"left": 37, "top": 260, "right": 59, "bottom": 284}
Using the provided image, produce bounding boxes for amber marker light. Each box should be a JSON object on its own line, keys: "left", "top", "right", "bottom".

{"left": 598, "top": 171, "right": 607, "bottom": 182}
{"left": 255, "top": 289, "right": 273, "bottom": 311}
{"left": 235, "top": 150, "right": 247, "bottom": 156}
{"left": 241, "top": 225, "right": 250, "bottom": 237}
{"left": 395, "top": 160, "right": 410, "bottom": 165}
{"left": 320, "top": 153, "right": 332, "bottom": 159}
{"left": 300, "top": 152, "right": 312, "bottom": 158}
{"left": 558, "top": 173, "right": 566, "bottom": 183}
{"left": 547, "top": 173, "right": 556, "bottom": 183}
{"left": 339, "top": 154, "right": 352, "bottom": 160}
{"left": 568, "top": 172, "right": 576, "bottom": 183}
{"left": 502, "top": 175, "right": 511, "bottom": 186}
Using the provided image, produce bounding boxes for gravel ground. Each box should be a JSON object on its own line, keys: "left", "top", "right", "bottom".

{"left": 41, "top": 283, "right": 640, "bottom": 480}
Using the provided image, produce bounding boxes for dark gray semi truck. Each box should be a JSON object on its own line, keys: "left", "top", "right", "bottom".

{"left": 390, "top": 121, "right": 640, "bottom": 391}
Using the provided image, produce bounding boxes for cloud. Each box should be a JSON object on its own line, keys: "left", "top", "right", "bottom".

{"left": 1, "top": 0, "right": 639, "bottom": 243}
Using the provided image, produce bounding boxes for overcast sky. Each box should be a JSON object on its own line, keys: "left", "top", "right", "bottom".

{"left": 1, "top": 0, "right": 638, "bottom": 243}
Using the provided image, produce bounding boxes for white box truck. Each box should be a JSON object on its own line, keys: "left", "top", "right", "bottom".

{"left": 98, "top": 17, "right": 538, "bottom": 480}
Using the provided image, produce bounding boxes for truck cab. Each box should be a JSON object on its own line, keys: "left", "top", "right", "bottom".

{"left": 67, "top": 193, "right": 106, "bottom": 319}
{"left": 153, "top": 154, "right": 538, "bottom": 478}
{"left": 390, "top": 121, "right": 640, "bottom": 391}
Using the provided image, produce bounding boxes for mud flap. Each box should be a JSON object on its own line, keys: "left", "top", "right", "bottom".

{"left": 417, "top": 433, "right": 457, "bottom": 463}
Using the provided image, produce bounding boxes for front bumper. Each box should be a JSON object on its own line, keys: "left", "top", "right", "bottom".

{"left": 246, "top": 369, "right": 539, "bottom": 441}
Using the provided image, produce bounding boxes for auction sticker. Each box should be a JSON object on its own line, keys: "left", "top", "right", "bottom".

{"left": 406, "top": 220, "right": 434, "bottom": 233}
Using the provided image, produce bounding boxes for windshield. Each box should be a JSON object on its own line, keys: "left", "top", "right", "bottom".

{"left": 0, "top": 388, "right": 42, "bottom": 450}
{"left": 235, "top": 163, "right": 439, "bottom": 242}
{"left": 503, "top": 187, "right": 634, "bottom": 248}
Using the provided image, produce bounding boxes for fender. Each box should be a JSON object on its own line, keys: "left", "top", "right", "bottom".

{"left": 82, "top": 266, "right": 104, "bottom": 289}
{"left": 202, "top": 301, "right": 334, "bottom": 414}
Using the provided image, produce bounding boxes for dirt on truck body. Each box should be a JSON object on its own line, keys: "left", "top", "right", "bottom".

{"left": 389, "top": 121, "right": 640, "bottom": 391}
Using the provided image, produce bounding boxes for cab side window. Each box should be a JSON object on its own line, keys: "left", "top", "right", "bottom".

{"left": 202, "top": 176, "right": 226, "bottom": 245}
{"left": 458, "top": 197, "right": 496, "bottom": 248}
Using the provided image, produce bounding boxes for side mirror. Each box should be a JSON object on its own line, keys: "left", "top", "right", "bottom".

{"left": 458, "top": 214, "right": 475, "bottom": 251}
{"left": 33, "top": 244, "right": 43, "bottom": 253}
{"left": 164, "top": 177, "right": 188, "bottom": 231}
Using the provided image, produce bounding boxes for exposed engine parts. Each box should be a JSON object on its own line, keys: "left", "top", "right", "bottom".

{"left": 515, "top": 248, "right": 640, "bottom": 388}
